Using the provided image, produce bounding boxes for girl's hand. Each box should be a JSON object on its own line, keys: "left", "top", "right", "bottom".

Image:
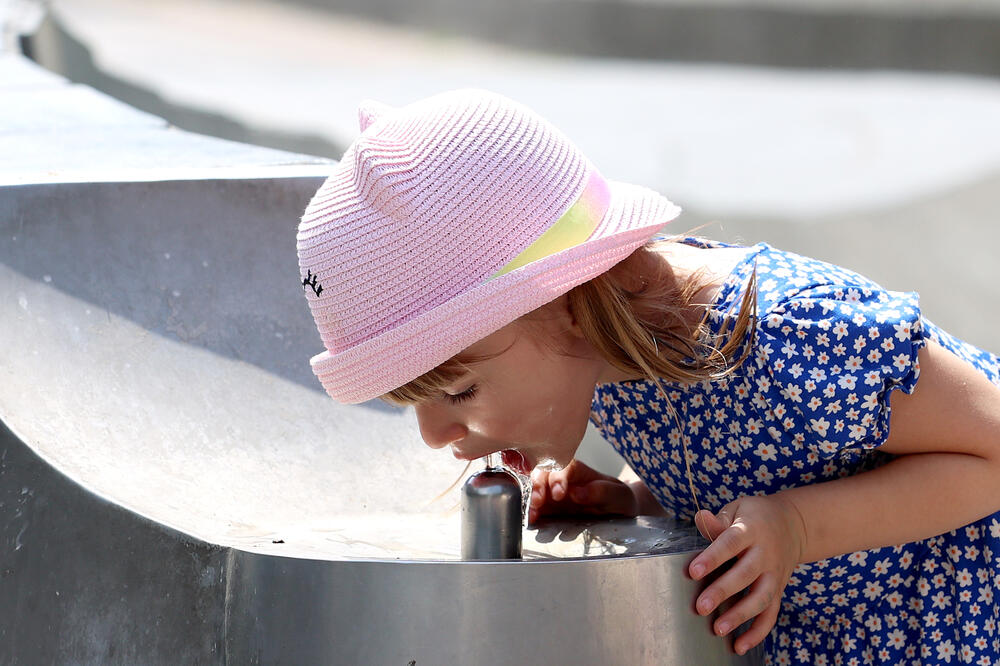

{"left": 687, "top": 494, "right": 807, "bottom": 656}
{"left": 528, "top": 459, "right": 639, "bottom": 525}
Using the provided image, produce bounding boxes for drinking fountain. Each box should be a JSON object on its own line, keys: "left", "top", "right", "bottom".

{"left": 0, "top": 46, "right": 762, "bottom": 661}
{"left": 1, "top": 170, "right": 764, "bottom": 664}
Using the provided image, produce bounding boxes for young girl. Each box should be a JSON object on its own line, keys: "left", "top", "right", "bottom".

{"left": 296, "top": 87, "right": 1000, "bottom": 664}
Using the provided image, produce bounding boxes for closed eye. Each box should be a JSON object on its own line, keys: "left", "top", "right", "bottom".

{"left": 446, "top": 384, "right": 478, "bottom": 405}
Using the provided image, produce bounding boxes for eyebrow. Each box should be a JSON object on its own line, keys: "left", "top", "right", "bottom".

{"left": 441, "top": 370, "right": 473, "bottom": 393}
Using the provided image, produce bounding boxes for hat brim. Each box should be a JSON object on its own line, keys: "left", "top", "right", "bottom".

{"left": 309, "top": 179, "right": 683, "bottom": 404}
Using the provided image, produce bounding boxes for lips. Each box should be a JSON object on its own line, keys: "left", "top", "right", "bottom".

{"left": 501, "top": 449, "right": 533, "bottom": 476}
{"left": 450, "top": 447, "right": 534, "bottom": 475}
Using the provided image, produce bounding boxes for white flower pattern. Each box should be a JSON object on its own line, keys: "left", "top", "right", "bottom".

{"left": 590, "top": 239, "right": 1000, "bottom": 665}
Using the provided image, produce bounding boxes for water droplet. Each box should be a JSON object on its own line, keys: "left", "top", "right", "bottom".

{"left": 172, "top": 290, "right": 181, "bottom": 297}
{"left": 164, "top": 252, "right": 171, "bottom": 260}
{"left": 43, "top": 275, "right": 52, "bottom": 283}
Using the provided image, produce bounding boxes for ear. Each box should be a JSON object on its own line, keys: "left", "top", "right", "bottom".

{"left": 549, "top": 292, "right": 586, "bottom": 340}
{"left": 358, "top": 98, "right": 394, "bottom": 132}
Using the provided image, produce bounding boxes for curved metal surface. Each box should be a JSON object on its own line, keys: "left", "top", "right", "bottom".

{"left": 1, "top": 175, "right": 474, "bottom": 552}
{"left": 1, "top": 172, "right": 763, "bottom": 664}
{"left": 0, "top": 169, "right": 769, "bottom": 664}
{"left": 461, "top": 468, "right": 523, "bottom": 560}
{"left": 227, "top": 531, "right": 763, "bottom": 665}
{"left": 0, "top": 417, "right": 229, "bottom": 665}
{"left": 0, "top": 173, "right": 635, "bottom": 561}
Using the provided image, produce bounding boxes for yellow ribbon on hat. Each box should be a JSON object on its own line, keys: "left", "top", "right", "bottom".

{"left": 487, "top": 170, "right": 612, "bottom": 281}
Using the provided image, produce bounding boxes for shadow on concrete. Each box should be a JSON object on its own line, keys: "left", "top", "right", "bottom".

{"left": 21, "top": 13, "right": 346, "bottom": 160}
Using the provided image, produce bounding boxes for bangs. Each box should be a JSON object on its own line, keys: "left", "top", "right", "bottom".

{"left": 378, "top": 337, "right": 516, "bottom": 406}
{"left": 378, "top": 355, "right": 472, "bottom": 406}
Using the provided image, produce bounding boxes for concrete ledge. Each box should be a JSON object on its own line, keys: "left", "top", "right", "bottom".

{"left": 1, "top": 2, "right": 336, "bottom": 184}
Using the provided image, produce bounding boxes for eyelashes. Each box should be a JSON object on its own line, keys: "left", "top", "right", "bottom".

{"left": 446, "top": 384, "right": 479, "bottom": 405}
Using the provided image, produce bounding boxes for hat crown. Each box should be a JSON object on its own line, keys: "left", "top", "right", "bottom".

{"left": 298, "top": 88, "right": 592, "bottom": 354}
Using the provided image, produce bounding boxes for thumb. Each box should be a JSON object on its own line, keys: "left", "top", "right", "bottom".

{"left": 560, "top": 458, "right": 603, "bottom": 485}
{"left": 694, "top": 509, "right": 728, "bottom": 542}
{"left": 549, "top": 459, "right": 599, "bottom": 501}
{"left": 570, "top": 480, "right": 637, "bottom": 517}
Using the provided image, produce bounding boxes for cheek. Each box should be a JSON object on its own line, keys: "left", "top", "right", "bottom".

{"left": 515, "top": 363, "right": 597, "bottom": 441}
{"left": 473, "top": 337, "right": 602, "bottom": 445}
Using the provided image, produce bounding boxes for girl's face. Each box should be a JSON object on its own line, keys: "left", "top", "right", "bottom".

{"left": 413, "top": 294, "right": 627, "bottom": 474}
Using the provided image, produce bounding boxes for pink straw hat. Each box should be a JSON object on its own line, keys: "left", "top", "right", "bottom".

{"left": 297, "top": 88, "right": 683, "bottom": 404}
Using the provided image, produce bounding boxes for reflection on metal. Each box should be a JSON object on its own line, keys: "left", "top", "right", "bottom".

{"left": 229, "top": 518, "right": 763, "bottom": 665}
{"left": 1, "top": 171, "right": 764, "bottom": 664}
{"left": 461, "top": 467, "right": 524, "bottom": 560}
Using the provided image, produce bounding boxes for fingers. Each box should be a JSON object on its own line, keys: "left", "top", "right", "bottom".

{"left": 694, "top": 555, "right": 782, "bottom": 656}
{"left": 688, "top": 519, "right": 749, "bottom": 581}
{"left": 714, "top": 574, "right": 782, "bottom": 656}
{"left": 694, "top": 509, "right": 728, "bottom": 542}
{"left": 528, "top": 463, "right": 637, "bottom": 523}
{"left": 547, "top": 459, "right": 600, "bottom": 501}
{"left": 528, "top": 469, "right": 550, "bottom": 524}
{"left": 694, "top": 549, "right": 760, "bottom": 617}
{"left": 731, "top": 594, "right": 780, "bottom": 656}
{"left": 686, "top": 496, "right": 797, "bottom": 656}
{"left": 570, "top": 480, "right": 637, "bottom": 517}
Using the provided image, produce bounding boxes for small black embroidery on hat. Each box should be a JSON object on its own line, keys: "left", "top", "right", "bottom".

{"left": 302, "top": 269, "right": 323, "bottom": 297}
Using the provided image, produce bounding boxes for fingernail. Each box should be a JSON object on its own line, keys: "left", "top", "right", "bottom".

{"left": 697, "top": 597, "right": 712, "bottom": 613}
{"left": 736, "top": 644, "right": 746, "bottom": 655}
{"left": 552, "top": 482, "right": 563, "bottom": 498}
{"left": 717, "top": 622, "right": 730, "bottom": 635}
{"left": 691, "top": 563, "right": 704, "bottom": 578}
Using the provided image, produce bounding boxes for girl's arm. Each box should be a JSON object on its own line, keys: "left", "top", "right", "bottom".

{"left": 785, "top": 337, "right": 1000, "bottom": 560}
{"left": 688, "top": 338, "right": 1000, "bottom": 654}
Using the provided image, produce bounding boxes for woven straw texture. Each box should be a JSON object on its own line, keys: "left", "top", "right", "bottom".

{"left": 297, "top": 88, "right": 682, "bottom": 403}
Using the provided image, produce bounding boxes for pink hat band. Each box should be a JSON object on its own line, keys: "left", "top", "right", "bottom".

{"left": 297, "top": 88, "right": 682, "bottom": 404}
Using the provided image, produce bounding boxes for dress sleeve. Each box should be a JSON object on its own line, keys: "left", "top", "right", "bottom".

{"left": 754, "top": 283, "right": 926, "bottom": 457}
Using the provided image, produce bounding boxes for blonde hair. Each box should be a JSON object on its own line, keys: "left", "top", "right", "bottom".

{"left": 380, "top": 234, "right": 758, "bottom": 515}
{"left": 381, "top": 235, "right": 757, "bottom": 407}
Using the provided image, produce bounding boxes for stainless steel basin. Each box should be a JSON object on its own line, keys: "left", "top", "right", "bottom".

{"left": 2, "top": 173, "right": 760, "bottom": 664}
{"left": 226, "top": 516, "right": 762, "bottom": 664}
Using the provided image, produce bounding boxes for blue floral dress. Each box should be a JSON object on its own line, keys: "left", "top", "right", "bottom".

{"left": 590, "top": 238, "right": 1000, "bottom": 665}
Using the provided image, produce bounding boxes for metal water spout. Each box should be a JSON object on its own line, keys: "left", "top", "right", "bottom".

{"left": 461, "top": 455, "right": 524, "bottom": 560}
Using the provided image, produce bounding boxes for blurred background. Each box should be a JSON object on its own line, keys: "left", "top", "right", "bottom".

{"left": 16, "top": 0, "right": 1000, "bottom": 472}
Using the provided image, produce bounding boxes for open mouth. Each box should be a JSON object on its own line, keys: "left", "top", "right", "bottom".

{"left": 500, "top": 449, "right": 533, "bottom": 476}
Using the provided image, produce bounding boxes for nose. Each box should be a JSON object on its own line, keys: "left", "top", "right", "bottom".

{"left": 414, "top": 403, "right": 468, "bottom": 450}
